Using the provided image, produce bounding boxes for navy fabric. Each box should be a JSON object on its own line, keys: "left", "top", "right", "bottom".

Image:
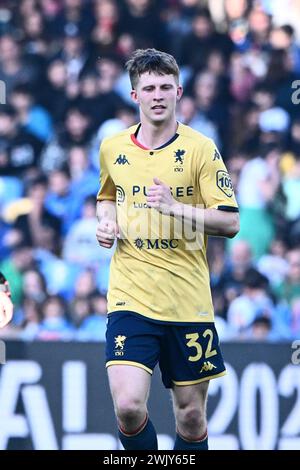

{"left": 106, "top": 310, "right": 226, "bottom": 388}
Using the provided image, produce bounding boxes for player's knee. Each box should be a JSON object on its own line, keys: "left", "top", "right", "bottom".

{"left": 176, "top": 405, "right": 206, "bottom": 435}
{"left": 115, "top": 398, "right": 145, "bottom": 424}
{"left": 180, "top": 406, "right": 202, "bottom": 426}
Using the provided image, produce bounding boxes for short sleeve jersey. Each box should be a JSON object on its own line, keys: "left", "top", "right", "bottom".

{"left": 97, "top": 123, "right": 238, "bottom": 323}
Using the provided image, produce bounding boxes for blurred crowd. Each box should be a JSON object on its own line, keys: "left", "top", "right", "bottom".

{"left": 0, "top": 0, "right": 300, "bottom": 342}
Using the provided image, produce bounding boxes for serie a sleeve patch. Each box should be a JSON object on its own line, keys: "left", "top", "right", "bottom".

{"left": 216, "top": 170, "right": 234, "bottom": 198}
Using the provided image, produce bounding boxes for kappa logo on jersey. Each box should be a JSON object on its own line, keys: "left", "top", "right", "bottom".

{"left": 213, "top": 149, "right": 222, "bottom": 161}
{"left": 114, "top": 335, "right": 127, "bottom": 356}
{"left": 114, "top": 154, "right": 130, "bottom": 165}
{"left": 200, "top": 361, "right": 217, "bottom": 373}
{"left": 216, "top": 170, "right": 233, "bottom": 198}
{"left": 174, "top": 149, "right": 186, "bottom": 172}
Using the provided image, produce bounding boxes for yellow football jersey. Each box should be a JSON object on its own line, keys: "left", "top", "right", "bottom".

{"left": 97, "top": 123, "right": 238, "bottom": 323}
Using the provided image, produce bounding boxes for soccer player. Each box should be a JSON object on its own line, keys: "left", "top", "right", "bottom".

{"left": 96, "top": 49, "right": 239, "bottom": 451}
{"left": 0, "top": 272, "right": 13, "bottom": 328}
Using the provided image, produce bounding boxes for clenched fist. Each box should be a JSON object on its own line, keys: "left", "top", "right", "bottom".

{"left": 146, "top": 177, "right": 179, "bottom": 215}
{"left": 96, "top": 219, "right": 120, "bottom": 248}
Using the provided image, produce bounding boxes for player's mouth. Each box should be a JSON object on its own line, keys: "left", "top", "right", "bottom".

{"left": 151, "top": 105, "right": 166, "bottom": 114}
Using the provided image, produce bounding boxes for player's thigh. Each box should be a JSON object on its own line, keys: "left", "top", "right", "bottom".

{"left": 106, "top": 311, "right": 162, "bottom": 382}
{"left": 171, "top": 380, "right": 209, "bottom": 413}
{"left": 159, "top": 322, "right": 226, "bottom": 388}
{"left": 107, "top": 364, "right": 151, "bottom": 406}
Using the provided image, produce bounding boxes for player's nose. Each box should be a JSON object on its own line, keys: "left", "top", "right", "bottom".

{"left": 153, "top": 88, "right": 163, "bottom": 101}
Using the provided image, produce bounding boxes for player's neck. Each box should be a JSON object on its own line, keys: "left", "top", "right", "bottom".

{"left": 137, "top": 117, "right": 178, "bottom": 149}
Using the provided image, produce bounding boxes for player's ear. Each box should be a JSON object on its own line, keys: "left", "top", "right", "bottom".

{"left": 176, "top": 86, "right": 183, "bottom": 101}
{"left": 131, "top": 89, "right": 139, "bottom": 104}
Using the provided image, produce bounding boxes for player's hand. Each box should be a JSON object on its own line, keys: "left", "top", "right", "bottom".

{"left": 147, "top": 177, "right": 178, "bottom": 215}
{"left": 0, "top": 274, "right": 13, "bottom": 328}
{"left": 96, "top": 219, "right": 120, "bottom": 248}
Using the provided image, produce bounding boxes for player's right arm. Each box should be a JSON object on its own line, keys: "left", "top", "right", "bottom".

{"left": 96, "top": 138, "right": 119, "bottom": 249}
{"left": 96, "top": 200, "right": 119, "bottom": 249}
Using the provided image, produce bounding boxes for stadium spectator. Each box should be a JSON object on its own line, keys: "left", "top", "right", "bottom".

{"left": 41, "top": 107, "right": 94, "bottom": 173}
{"left": 0, "top": 243, "right": 34, "bottom": 307}
{"left": 22, "top": 268, "right": 48, "bottom": 304}
{"left": 37, "top": 294, "right": 74, "bottom": 340}
{"left": 227, "top": 268, "right": 276, "bottom": 337}
{"left": 21, "top": 9, "right": 49, "bottom": 57}
{"left": 214, "top": 240, "right": 253, "bottom": 304}
{"left": 273, "top": 248, "right": 300, "bottom": 306}
{"left": 234, "top": 143, "right": 282, "bottom": 258}
{"left": 180, "top": 8, "right": 234, "bottom": 70}
{"left": 71, "top": 291, "right": 107, "bottom": 341}
{"left": 91, "top": 0, "right": 120, "bottom": 55}
{"left": 13, "top": 175, "right": 61, "bottom": 250}
{"left": 119, "top": 0, "right": 168, "bottom": 51}
{"left": 257, "top": 238, "right": 289, "bottom": 287}
{"left": 247, "top": 316, "right": 273, "bottom": 341}
{"left": 40, "top": 59, "right": 69, "bottom": 125}
{"left": 10, "top": 84, "right": 53, "bottom": 142}
{"left": 74, "top": 269, "right": 97, "bottom": 299}
{"left": 0, "top": 34, "right": 41, "bottom": 94}
{"left": 18, "top": 297, "right": 43, "bottom": 341}
{"left": 0, "top": 104, "right": 44, "bottom": 177}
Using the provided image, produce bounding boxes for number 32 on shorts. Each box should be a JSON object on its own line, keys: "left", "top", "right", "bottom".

{"left": 185, "top": 330, "right": 217, "bottom": 362}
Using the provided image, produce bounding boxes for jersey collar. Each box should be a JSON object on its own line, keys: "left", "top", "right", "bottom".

{"left": 130, "top": 123, "right": 180, "bottom": 150}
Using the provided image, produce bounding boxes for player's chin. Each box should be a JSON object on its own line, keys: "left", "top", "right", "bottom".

{"left": 150, "top": 114, "right": 168, "bottom": 124}
{"left": 150, "top": 108, "right": 168, "bottom": 118}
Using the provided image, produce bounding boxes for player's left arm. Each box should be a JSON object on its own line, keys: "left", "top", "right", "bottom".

{"left": 146, "top": 179, "right": 239, "bottom": 238}
{"left": 147, "top": 139, "right": 240, "bottom": 239}
{"left": 174, "top": 204, "right": 239, "bottom": 238}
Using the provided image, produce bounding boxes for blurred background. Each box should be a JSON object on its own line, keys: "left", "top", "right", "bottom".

{"left": 0, "top": 0, "right": 300, "bottom": 450}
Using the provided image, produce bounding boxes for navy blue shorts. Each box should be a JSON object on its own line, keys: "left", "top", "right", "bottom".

{"left": 106, "top": 311, "right": 226, "bottom": 388}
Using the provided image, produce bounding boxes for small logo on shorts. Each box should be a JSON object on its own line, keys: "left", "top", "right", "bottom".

{"left": 200, "top": 361, "right": 217, "bottom": 373}
{"left": 114, "top": 335, "right": 127, "bottom": 356}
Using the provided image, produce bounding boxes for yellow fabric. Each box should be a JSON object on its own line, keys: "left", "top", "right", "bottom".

{"left": 3, "top": 198, "right": 33, "bottom": 223}
{"left": 98, "top": 123, "right": 238, "bottom": 323}
{"left": 280, "top": 152, "right": 296, "bottom": 176}
{"left": 172, "top": 370, "right": 227, "bottom": 385}
{"left": 106, "top": 360, "right": 153, "bottom": 375}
